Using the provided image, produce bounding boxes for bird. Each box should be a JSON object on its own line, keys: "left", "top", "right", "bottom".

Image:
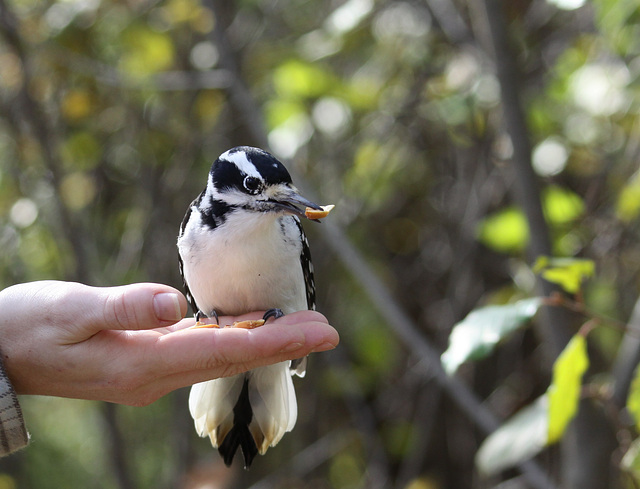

{"left": 177, "top": 146, "right": 323, "bottom": 468}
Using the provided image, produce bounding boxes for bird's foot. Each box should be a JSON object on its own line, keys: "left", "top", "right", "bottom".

{"left": 227, "top": 308, "right": 283, "bottom": 329}
{"left": 191, "top": 310, "right": 221, "bottom": 329}
{"left": 193, "top": 309, "right": 284, "bottom": 329}
{"left": 263, "top": 308, "right": 285, "bottom": 322}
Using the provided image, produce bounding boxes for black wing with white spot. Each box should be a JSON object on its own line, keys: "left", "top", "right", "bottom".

{"left": 290, "top": 217, "right": 315, "bottom": 376}
{"left": 294, "top": 217, "right": 316, "bottom": 311}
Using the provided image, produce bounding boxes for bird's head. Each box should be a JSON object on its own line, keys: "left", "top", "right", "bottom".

{"left": 206, "top": 146, "right": 322, "bottom": 220}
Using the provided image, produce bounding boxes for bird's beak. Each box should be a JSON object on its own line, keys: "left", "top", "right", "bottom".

{"left": 271, "top": 187, "right": 323, "bottom": 220}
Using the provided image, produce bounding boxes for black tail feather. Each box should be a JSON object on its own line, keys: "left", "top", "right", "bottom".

{"left": 218, "top": 379, "right": 258, "bottom": 469}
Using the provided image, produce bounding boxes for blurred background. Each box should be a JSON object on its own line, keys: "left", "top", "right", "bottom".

{"left": 1, "top": 0, "right": 640, "bottom": 487}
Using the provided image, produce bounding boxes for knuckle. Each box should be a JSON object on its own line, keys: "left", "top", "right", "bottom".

{"left": 104, "top": 293, "right": 139, "bottom": 330}
{"left": 189, "top": 332, "right": 228, "bottom": 371}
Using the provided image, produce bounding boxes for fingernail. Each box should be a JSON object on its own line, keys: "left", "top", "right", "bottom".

{"left": 154, "top": 293, "right": 182, "bottom": 322}
{"left": 280, "top": 342, "right": 304, "bottom": 353}
{"left": 311, "top": 342, "right": 337, "bottom": 353}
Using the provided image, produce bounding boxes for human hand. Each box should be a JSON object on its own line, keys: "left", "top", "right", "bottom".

{"left": 0, "top": 281, "right": 338, "bottom": 406}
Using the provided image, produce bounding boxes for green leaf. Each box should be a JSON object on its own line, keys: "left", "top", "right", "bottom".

{"left": 616, "top": 173, "right": 640, "bottom": 222}
{"left": 265, "top": 99, "right": 307, "bottom": 129}
{"left": 476, "top": 395, "right": 549, "bottom": 476}
{"left": 477, "top": 207, "right": 529, "bottom": 253}
{"left": 534, "top": 256, "right": 595, "bottom": 294}
{"left": 120, "top": 25, "right": 175, "bottom": 77}
{"left": 547, "top": 334, "right": 589, "bottom": 443}
{"left": 441, "top": 298, "right": 543, "bottom": 375}
{"left": 626, "top": 364, "right": 640, "bottom": 430}
{"left": 543, "top": 185, "right": 585, "bottom": 224}
{"left": 272, "top": 59, "right": 333, "bottom": 99}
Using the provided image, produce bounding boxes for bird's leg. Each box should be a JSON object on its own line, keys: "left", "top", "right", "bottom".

{"left": 192, "top": 310, "right": 221, "bottom": 328}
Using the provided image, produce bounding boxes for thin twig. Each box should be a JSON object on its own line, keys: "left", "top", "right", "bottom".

{"left": 543, "top": 293, "right": 629, "bottom": 333}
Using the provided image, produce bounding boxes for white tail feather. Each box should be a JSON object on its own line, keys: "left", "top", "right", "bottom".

{"left": 248, "top": 361, "right": 297, "bottom": 454}
{"left": 189, "top": 375, "right": 245, "bottom": 447}
{"left": 188, "top": 362, "right": 297, "bottom": 455}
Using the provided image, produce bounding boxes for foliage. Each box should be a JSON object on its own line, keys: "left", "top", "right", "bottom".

{"left": 547, "top": 333, "right": 589, "bottom": 443}
{"left": 1, "top": 0, "right": 640, "bottom": 488}
{"left": 534, "top": 256, "right": 596, "bottom": 295}
{"left": 453, "top": 255, "right": 637, "bottom": 481}
{"left": 476, "top": 395, "right": 549, "bottom": 476}
{"left": 441, "top": 298, "right": 543, "bottom": 375}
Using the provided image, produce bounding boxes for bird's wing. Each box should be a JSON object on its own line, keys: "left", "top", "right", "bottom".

{"left": 294, "top": 217, "right": 316, "bottom": 311}
{"left": 288, "top": 218, "right": 314, "bottom": 377}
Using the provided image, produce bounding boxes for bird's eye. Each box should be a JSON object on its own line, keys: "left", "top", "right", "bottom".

{"left": 243, "top": 176, "right": 262, "bottom": 194}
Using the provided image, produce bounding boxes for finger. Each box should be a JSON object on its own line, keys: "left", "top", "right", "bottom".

{"left": 82, "top": 283, "right": 188, "bottom": 335}
{"left": 160, "top": 309, "right": 329, "bottom": 333}
{"left": 153, "top": 312, "right": 338, "bottom": 374}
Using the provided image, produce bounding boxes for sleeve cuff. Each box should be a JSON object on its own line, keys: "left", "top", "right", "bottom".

{"left": 0, "top": 354, "right": 28, "bottom": 455}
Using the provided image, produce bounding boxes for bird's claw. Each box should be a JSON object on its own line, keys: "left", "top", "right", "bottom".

{"left": 263, "top": 308, "right": 285, "bottom": 322}
{"left": 190, "top": 309, "right": 282, "bottom": 329}
{"left": 191, "top": 310, "right": 221, "bottom": 328}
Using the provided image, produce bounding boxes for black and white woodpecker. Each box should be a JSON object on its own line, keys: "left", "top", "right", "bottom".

{"left": 177, "top": 146, "right": 323, "bottom": 468}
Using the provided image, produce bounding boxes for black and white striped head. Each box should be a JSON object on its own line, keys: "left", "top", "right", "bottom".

{"left": 203, "top": 146, "right": 321, "bottom": 219}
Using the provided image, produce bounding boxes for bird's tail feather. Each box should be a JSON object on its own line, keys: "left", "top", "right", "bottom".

{"left": 218, "top": 379, "right": 258, "bottom": 468}
{"left": 188, "top": 361, "right": 298, "bottom": 467}
{"left": 189, "top": 375, "right": 244, "bottom": 444}
{"left": 248, "top": 361, "right": 297, "bottom": 454}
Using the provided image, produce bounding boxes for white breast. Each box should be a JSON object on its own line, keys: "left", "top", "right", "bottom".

{"left": 177, "top": 209, "right": 308, "bottom": 317}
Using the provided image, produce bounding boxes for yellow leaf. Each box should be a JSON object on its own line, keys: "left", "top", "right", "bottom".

{"left": 534, "top": 256, "right": 595, "bottom": 294}
{"left": 547, "top": 334, "right": 589, "bottom": 443}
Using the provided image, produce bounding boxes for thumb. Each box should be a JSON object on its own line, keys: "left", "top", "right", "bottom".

{"left": 95, "top": 283, "right": 188, "bottom": 331}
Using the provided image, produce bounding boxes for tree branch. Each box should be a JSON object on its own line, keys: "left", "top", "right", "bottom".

{"left": 478, "top": 1, "right": 618, "bottom": 487}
